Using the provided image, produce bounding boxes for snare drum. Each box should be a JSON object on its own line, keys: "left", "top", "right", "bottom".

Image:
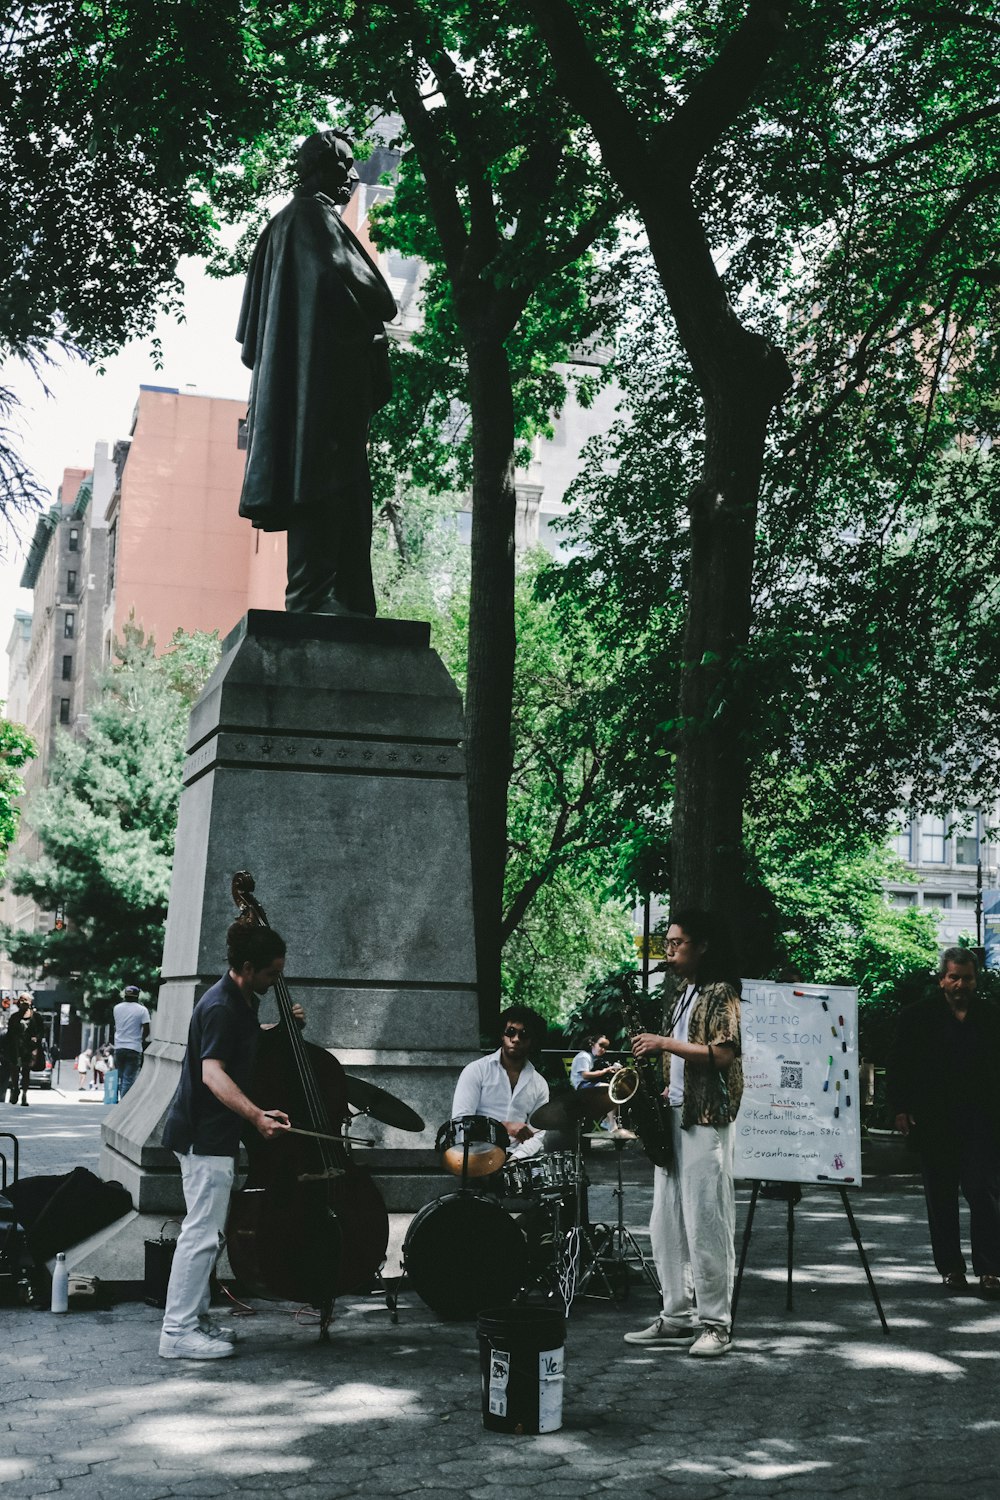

{"left": 403, "top": 1192, "right": 529, "bottom": 1318}
{"left": 535, "top": 1151, "right": 582, "bottom": 1194}
{"left": 436, "top": 1115, "right": 510, "bottom": 1178}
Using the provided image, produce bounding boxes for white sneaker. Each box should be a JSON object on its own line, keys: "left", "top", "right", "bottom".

{"left": 623, "top": 1316, "right": 697, "bottom": 1348}
{"left": 159, "top": 1329, "right": 235, "bottom": 1361}
{"left": 199, "top": 1316, "right": 238, "bottom": 1342}
{"left": 688, "top": 1327, "right": 732, "bottom": 1358}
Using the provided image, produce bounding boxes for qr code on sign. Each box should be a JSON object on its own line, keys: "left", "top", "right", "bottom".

{"left": 780, "top": 1064, "right": 803, "bottom": 1089}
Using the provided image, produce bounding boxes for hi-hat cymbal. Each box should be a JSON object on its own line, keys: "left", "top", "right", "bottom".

{"left": 344, "top": 1075, "right": 425, "bottom": 1132}
{"left": 530, "top": 1087, "right": 612, "bottom": 1131}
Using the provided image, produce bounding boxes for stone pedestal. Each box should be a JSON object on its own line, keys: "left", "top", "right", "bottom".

{"left": 95, "top": 610, "right": 478, "bottom": 1277}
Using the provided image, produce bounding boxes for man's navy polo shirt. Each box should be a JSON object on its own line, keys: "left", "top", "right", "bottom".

{"left": 162, "top": 973, "right": 261, "bottom": 1157}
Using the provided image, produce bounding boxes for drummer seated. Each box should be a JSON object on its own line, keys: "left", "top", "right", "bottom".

{"left": 451, "top": 1004, "right": 550, "bottom": 1162}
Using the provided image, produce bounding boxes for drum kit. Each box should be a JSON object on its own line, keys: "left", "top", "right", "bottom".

{"left": 401, "top": 1086, "right": 659, "bottom": 1320}
{"left": 335, "top": 1072, "right": 658, "bottom": 1322}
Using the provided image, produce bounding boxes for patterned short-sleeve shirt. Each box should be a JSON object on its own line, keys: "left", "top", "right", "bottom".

{"left": 660, "top": 978, "right": 743, "bottom": 1129}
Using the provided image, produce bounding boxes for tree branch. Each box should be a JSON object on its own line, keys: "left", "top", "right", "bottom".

{"left": 391, "top": 68, "right": 470, "bottom": 278}
{"left": 523, "top": 0, "right": 646, "bottom": 191}
{"left": 846, "top": 102, "right": 1000, "bottom": 175}
{"left": 655, "top": 0, "right": 790, "bottom": 180}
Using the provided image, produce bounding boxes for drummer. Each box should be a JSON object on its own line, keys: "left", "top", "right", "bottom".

{"left": 451, "top": 1005, "right": 549, "bottom": 1162}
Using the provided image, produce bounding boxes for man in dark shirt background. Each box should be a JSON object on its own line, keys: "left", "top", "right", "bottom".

{"left": 3, "top": 994, "right": 45, "bottom": 1106}
{"left": 888, "top": 946, "right": 1000, "bottom": 1295}
{"left": 159, "top": 922, "right": 299, "bottom": 1360}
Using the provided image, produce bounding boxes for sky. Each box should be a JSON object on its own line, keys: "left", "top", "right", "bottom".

{"left": 0, "top": 261, "right": 249, "bottom": 698}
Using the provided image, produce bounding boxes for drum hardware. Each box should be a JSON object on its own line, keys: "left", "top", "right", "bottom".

{"left": 591, "top": 1133, "right": 660, "bottom": 1298}
{"left": 527, "top": 1097, "right": 617, "bottom": 1310}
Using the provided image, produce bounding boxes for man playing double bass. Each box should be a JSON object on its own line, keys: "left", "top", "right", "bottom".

{"left": 159, "top": 922, "right": 303, "bottom": 1361}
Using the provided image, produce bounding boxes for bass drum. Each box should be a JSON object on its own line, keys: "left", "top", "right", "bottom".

{"left": 403, "top": 1193, "right": 529, "bottom": 1319}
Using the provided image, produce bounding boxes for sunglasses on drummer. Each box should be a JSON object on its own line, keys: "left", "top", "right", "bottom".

{"left": 503, "top": 1025, "right": 530, "bottom": 1040}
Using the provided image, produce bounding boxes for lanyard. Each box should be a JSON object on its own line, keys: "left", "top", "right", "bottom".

{"left": 668, "top": 983, "right": 699, "bottom": 1036}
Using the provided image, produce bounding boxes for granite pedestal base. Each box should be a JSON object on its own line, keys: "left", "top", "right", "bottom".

{"left": 90, "top": 611, "right": 479, "bottom": 1281}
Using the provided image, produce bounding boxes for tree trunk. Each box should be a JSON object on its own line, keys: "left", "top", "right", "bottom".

{"left": 464, "top": 330, "right": 518, "bottom": 1036}
{"left": 671, "top": 388, "right": 774, "bottom": 961}
{"left": 639, "top": 187, "right": 792, "bottom": 963}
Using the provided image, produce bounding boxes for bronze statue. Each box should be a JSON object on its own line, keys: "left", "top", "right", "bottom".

{"left": 237, "top": 131, "right": 398, "bottom": 616}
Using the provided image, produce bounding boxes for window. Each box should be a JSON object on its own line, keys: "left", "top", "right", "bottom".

{"left": 61, "top": 655, "right": 72, "bottom": 681}
{"left": 67, "top": 569, "right": 77, "bottom": 594}
{"left": 59, "top": 698, "right": 70, "bottom": 725}
{"left": 68, "top": 527, "right": 79, "bottom": 552}
{"left": 888, "top": 890, "right": 917, "bottom": 907}
{"left": 955, "top": 811, "right": 980, "bottom": 866}
{"left": 922, "top": 892, "right": 951, "bottom": 909}
{"left": 957, "top": 894, "right": 979, "bottom": 910}
{"left": 64, "top": 612, "right": 75, "bottom": 639}
{"left": 920, "top": 815, "right": 946, "bottom": 863}
{"left": 106, "top": 520, "right": 117, "bottom": 600}
{"left": 891, "top": 824, "right": 913, "bottom": 861}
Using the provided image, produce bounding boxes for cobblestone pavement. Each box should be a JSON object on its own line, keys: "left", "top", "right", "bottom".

{"left": 3, "top": 1099, "right": 999, "bottom": 1498}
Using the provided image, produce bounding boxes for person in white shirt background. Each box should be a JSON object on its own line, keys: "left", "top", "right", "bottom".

{"left": 113, "top": 984, "right": 151, "bottom": 1100}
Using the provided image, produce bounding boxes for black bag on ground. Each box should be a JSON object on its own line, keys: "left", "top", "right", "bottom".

{"left": 0, "top": 1192, "right": 34, "bottom": 1304}
{"left": 6, "top": 1167, "right": 132, "bottom": 1263}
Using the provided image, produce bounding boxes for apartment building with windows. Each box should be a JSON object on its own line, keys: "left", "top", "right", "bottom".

{"left": 886, "top": 810, "right": 1000, "bottom": 948}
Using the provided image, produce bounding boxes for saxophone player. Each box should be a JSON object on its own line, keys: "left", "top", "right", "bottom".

{"left": 624, "top": 909, "right": 743, "bottom": 1358}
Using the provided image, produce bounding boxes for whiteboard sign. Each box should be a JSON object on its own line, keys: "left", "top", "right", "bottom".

{"left": 735, "top": 981, "right": 861, "bottom": 1186}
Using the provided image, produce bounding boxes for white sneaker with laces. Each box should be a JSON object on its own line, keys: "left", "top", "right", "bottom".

{"left": 623, "top": 1316, "right": 698, "bottom": 1348}
{"left": 159, "top": 1329, "right": 235, "bottom": 1361}
{"left": 688, "top": 1326, "right": 732, "bottom": 1358}
{"left": 199, "top": 1316, "right": 238, "bottom": 1342}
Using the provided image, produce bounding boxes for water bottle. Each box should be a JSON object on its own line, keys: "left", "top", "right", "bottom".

{"left": 51, "top": 1252, "right": 69, "bottom": 1314}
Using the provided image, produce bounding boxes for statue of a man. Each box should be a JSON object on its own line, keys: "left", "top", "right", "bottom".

{"left": 236, "top": 130, "right": 398, "bottom": 616}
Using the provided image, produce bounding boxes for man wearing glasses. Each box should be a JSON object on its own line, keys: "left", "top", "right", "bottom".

{"left": 451, "top": 1005, "right": 550, "bottom": 1160}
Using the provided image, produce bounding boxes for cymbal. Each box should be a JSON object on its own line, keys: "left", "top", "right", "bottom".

{"left": 530, "top": 1087, "right": 612, "bottom": 1131}
{"left": 344, "top": 1074, "right": 425, "bottom": 1133}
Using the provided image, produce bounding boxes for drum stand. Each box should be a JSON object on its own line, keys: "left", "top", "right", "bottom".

{"left": 589, "top": 1136, "right": 660, "bottom": 1298}
{"left": 557, "top": 1124, "right": 617, "bottom": 1307}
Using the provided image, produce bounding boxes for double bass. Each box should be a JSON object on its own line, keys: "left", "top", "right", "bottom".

{"left": 225, "top": 871, "right": 389, "bottom": 1337}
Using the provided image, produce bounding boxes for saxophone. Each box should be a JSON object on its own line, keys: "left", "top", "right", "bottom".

{"left": 607, "top": 985, "right": 674, "bottom": 1170}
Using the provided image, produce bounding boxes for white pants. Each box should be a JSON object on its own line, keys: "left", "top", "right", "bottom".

{"left": 650, "top": 1110, "right": 736, "bottom": 1333}
{"left": 162, "top": 1151, "right": 234, "bottom": 1337}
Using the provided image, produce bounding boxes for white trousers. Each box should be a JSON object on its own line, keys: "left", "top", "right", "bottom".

{"left": 162, "top": 1151, "right": 234, "bottom": 1337}
{"left": 650, "top": 1110, "right": 736, "bottom": 1333}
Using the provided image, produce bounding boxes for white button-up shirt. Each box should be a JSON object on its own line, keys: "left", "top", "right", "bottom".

{"left": 451, "top": 1049, "right": 550, "bottom": 1159}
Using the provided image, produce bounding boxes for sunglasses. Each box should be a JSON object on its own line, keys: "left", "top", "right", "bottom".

{"left": 503, "top": 1025, "right": 530, "bottom": 1041}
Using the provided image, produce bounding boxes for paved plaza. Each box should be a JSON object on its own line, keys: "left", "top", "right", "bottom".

{"left": 2, "top": 1086, "right": 999, "bottom": 1499}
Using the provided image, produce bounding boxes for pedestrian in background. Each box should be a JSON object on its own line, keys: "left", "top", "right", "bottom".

{"left": 113, "top": 985, "right": 151, "bottom": 1100}
{"left": 888, "top": 946, "right": 1000, "bottom": 1295}
{"left": 76, "top": 1046, "right": 93, "bottom": 1091}
{"left": 4, "top": 994, "right": 45, "bottom": 1106}
{"left": 0, "top": 996, "right": 11, "bottom": 1100}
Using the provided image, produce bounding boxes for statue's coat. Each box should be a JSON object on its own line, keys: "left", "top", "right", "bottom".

{"left": 237, "top": 192, "right": 398, "bottom": 531}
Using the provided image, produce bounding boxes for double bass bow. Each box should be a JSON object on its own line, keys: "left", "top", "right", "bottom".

{"left": 225, "top": 871, "right": 389, "bottom": 1338}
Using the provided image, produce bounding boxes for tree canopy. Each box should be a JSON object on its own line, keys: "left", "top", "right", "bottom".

{"left": 0, "top": 710, "right": 36, "bottom": 881}
{"left": 3, "top": 624, "right": 219, "bottom": 1009}
{"left": 4, "top": 0, "right": 999, "bottom": 997}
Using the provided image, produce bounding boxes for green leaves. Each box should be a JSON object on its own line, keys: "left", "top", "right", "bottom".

{"left": 0, "top": 712, "right": 36, "bottom": 880}
{"left": 3, "top": 622, "right": 220, "bottom": 1010}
